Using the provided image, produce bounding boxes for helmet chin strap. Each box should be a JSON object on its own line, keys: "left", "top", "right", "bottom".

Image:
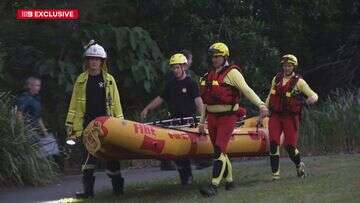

{"left": 213, "top": 58, "right": 229, "bottom": 70}
{"left": 222, "top": 59, "right": 229, "bottom": 67}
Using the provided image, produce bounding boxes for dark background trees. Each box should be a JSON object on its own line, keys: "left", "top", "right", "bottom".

{"left": 0, "top": 0, "right": 359, "bottom": 136}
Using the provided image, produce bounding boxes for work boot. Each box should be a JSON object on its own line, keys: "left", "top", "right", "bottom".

{"left": 75, "top": 176, "right": 95, "bottom": 199}
{"left": 178, "top": 167, "right": 193, "bottom": 186}
{"left": 272, "top": 175, "right": 280, "bottom": 181}
{"left": 272, "top": 172, "right": 280, "bottom": 181}
{"left": 111, "top": 175, "right": 124, "bottom": 196}
{"left": 199, "top": 184, "right": 217, "bottom": 197}
{"left": 225, "top": 181, "right": 235, "bottom": 190}
{"left": 180, "top": 175, "right": 193, "bottom": 186}
{"left": 296, "top": 162, "right": 306, "bottom": 178}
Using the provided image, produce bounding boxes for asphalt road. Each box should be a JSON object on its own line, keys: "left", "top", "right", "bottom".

{"left": 0, "top": 167, "right": 183, "bottom": 203}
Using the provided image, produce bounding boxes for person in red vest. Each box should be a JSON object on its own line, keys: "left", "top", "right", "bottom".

{"left": 266, "top": 54, "right": 318, "bottom": 180}
{"left": 198, "top": 42, "right": 269, "bottom": 196}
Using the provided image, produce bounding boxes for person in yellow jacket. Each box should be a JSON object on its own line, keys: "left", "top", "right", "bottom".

{"left": 266, "top": 54, "right": 318, "bottom": 180}
{"left": 198, "top": 42, "right": 269, "bottom": 196}
{"left": 65, "top": 40, "right": 124, "bottom": 198}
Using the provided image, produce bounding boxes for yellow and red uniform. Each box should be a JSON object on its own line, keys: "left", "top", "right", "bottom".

{"left": 266, "top": 71, "right": 318, "bottom": 179}
{"left": 200, "top": 64, "right": 265, "bottom": 186}
{"left": 200, "top": 65, "right": 265, "bottom": 151}
{"left": 266, "top": 72, "right": 318, "bottom": 147}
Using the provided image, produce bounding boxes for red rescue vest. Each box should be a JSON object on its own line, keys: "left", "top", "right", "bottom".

{"left": 200, "top": 65, "right": 241, "bottom": 105}
{"left": 269, "top": 73, "right": 303, "bottom": 114}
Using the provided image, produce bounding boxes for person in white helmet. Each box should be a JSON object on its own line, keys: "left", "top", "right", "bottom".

{"left": 65, "top": 40, "right": 125, "bottom": 198}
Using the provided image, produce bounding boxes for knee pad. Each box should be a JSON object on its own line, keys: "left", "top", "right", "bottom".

{"left": 285, "top": 145, "right": 298, "bottom": 157}
{"left": 223, "top": 162, "right": 228, "bottom": 178}
{"left": 212, "top": 153, "right": 227, "bottom": 186}
{"left": 223, "top": 155, "right": 233, "bottom": 182}
{"left": 270, "top": 141, "right": 279, "bottom": 155}
{"left": 81, "top": 164, "right": 96, "bottom": 173}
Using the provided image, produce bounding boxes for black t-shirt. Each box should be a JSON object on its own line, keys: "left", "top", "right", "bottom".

{"left": 85, "top": 74, "right": 107, "bottom": 124}
{"left": 161, "top": 76, "right": 200, "bottom": 118}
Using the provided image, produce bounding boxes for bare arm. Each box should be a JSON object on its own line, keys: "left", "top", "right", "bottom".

{"left": 144, "top": 96, "right": 164, "bottom": 111}
{"left": 199, "top": 104, "right": 207, "bottom": 124}
{"left": 198, "top": 104, "right": 207, "bottom": 134}
{"left": 38, "top": 118, "right": 48, "bottom": 136}
{"left": 140, "top": 96, "right": 164, "bottom": 119}
{"left": 194, "top": 97, "right": 204, "bottom": 116}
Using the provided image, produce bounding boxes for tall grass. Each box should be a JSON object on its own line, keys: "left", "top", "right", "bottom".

{"left": 0, "top": 92, "right": 58, "bottom": 187}
{"left": 299, "top": 89, "right": 360, "bottom": 154}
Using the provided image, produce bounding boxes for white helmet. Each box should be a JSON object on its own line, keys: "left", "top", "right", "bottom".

{"left": 84, "top": 39, "right": 107, "bottom": 59}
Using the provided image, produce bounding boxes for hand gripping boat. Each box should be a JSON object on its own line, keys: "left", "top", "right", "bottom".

{"left": 82, "top": 116, "right": 270, "bottom": 160}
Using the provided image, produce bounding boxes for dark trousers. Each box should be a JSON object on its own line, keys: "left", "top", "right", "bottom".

{"left": 82, "top": 118, "right": 122, "bottom": 178}
{"left": 80, "top": 143, "right": 122, "bottom": 177}
{"left": 174, "top": 158, "right": 192, "bottom": 178}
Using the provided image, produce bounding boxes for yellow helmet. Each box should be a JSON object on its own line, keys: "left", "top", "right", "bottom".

{"left": 169, "top": 53, "right": 188, "bottom": 65}
{"left": 208, "top": 42, "right": 229, "bottom": 57}
{"left": 281, "top": 54, "right": 298, "bottom": 66}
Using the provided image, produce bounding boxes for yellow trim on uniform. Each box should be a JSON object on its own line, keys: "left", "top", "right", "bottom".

{"left": 270, "top": 145, "right": 280, "bottom": 156}
{"left": 206, "top": 104, "right": 239, "bottom": 113}
{"left": 265, "top": 74, "right": 319, "bottom": 108}
{"left": 273, "top": 170, "right": 280, "bottom": 177}
{"left": 211, "top": 153, "right": 227, "bottom": 186}
{"left": 224, "top": 154, "right": 233, "bottom": 182}
{"left": 202, "top": 68, "right": 265, "bottom": 115}
{"left": 82, "top": 164, "right": 96, "bottom": 171}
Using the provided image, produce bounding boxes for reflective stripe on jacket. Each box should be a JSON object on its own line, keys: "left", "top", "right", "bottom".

{"left": 65, "top": 71, "right": 123, "bottom": 137}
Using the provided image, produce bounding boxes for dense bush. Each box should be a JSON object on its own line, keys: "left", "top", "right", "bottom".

{"left": 299, "top": 89, "right": 360, "bottom": 154}
{"left": 0, "top": 92, "right": 58, "bottom": 186}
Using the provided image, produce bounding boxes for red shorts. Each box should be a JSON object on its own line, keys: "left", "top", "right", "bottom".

{"left": 207, "top": 113, "right": 238, "bottom": 152}
{"left": 269, "top": 113, "right": 300, "bottom": 147}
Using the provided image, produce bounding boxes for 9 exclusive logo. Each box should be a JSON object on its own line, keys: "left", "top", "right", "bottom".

{"left": 16, "top": 9, "right": 79, "bottom": 20}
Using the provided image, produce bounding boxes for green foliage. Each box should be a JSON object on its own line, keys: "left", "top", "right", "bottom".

{"left": 0, "top": 20, "right": 167, "bottom": 140}
{"left": 76, "top": 24, "right": 167, "bottom": 95}
{"left": 0, "top": 92, "right": 58, "bottom": 186}
{"left": 137, "top": 0, "right": 280, "bottom": 107}
{"left": 0, "top": 1, "right": 359, "bottom": 186}
{"left": 137, "top": 0, "right": 360, "bottom": 95}
{"left": 300, "top": 89, "right": 360, "bottom": 154}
